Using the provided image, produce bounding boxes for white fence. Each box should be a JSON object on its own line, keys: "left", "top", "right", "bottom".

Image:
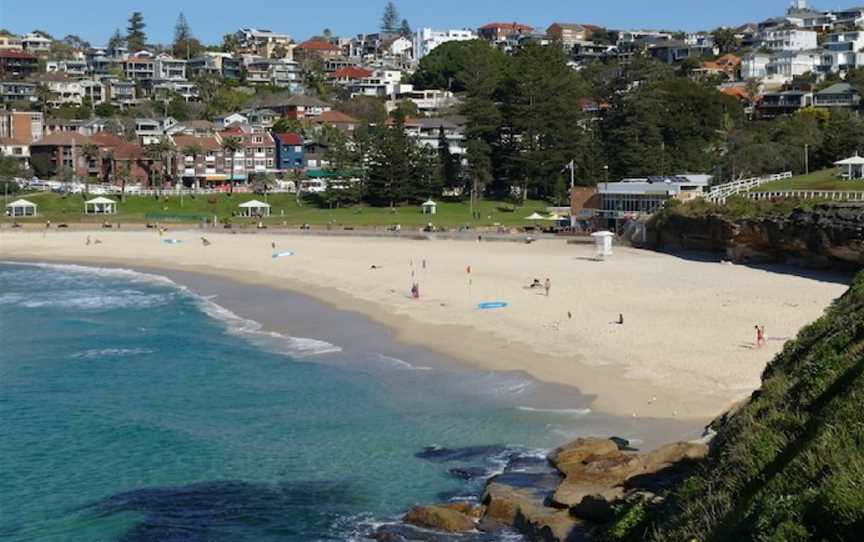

{"left": 705, "top": 172, "right": 793, "bottom": 204}
{"left": 745, "top": 190, "right": 864, "bottom": 202}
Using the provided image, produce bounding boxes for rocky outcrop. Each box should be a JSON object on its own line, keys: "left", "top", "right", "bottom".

{"left": 385, "top": 438, "right": 709, "bottom": 542}
{"left": 648, "top": 203, "right": 864, "bottom": 270}
{"left": 404, "top": 505, "right": 477, "bottom": 532}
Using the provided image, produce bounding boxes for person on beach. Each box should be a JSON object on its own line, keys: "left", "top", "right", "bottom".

{"left": 86, "top": 236, "right": 91, "bottom": 246}
{"left": 271, "top": 242, "right": 276, "bottom": 250}
{"left": 618, "top": 314, "right": 625, "bottom": 325}
{"left": 201, "top": 237, "right": 211, "bottom": 247}
{"left": 411, "top": 283, "right": 420, "bottom": 299}
{"left": 755, "top": 325, "right": 763, "bottom": 347}
{"left": 544, "top": 278, "right": 551, "bottom": 297}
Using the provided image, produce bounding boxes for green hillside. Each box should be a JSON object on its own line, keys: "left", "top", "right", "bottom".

{"left": 605, "top": 272, "right": 864, "bottom": 542}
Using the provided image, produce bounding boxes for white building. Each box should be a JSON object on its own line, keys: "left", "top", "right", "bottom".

{"left": 414, "top": 28, "right": 476, "bottom": 59}
{"left": 742, "top": 52, "right": 771, "bottom": 79}
{"left": 766, "top": 49, "right": 821, "bottom": 81}
{"left": 154, "top": 54, "right": 187, "bottom": 81}
{"left": 235, "top": 28, "right": 293, "bottom": 58}
{"left": 45, "top": 59, "right": 88, "bottom": 76}
{"left": 20, "top": 32, "right": 52, "bottom": 52}
{"left": 819, "top": 32, "right": 864, "bottom": 74}
{"left": 757, "top": 29, "right": 818, "bottom": 51}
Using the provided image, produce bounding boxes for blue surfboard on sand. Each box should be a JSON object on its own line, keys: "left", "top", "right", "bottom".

{"left": 272, "top": 251, "right": 295, "bottom": 259}
{"left": 478, "top": 301, "right": 508, "bottom": 310}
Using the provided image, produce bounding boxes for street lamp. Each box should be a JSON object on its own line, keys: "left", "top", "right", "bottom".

{"left": 603, "top": 165, "right": 609, "bottom": 183}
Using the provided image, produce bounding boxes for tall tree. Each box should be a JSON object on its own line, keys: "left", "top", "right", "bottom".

{"left": 172, "top": 13, "right": 201, "bottom": 59}
{"left": 108, "top": 28, "right": 125, "bottom": 49}
{"left": 126, "top": 12, "right": 147, "bottom": 52}
{"left": 144, "top": 137, "right": 175, "bottom": 196}
{"left": 221, "top": 137, "right": 242, "bottom": 195}
{"left": 381, "top": 1, "right": 400, "bottom": 34}
{"left": 399, "top": 19, "right": 412, "bottom": 37}
{"left": 437, "top": 125, "right": 462, "bottom": 194}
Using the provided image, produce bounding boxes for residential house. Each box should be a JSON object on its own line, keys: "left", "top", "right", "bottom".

{"left": 813, "top": 83, "right": 861, "bottom": 109}
{"left": 647, "top": 39, "right": 718, "bottom": 64}
{"left": 402, "top": 116, "right": 467, "bottom": 155}
{"left": 765, "top": 49, "right": 821, "bottom": 82}
{"left": 0, "top": 50, "right": 39, "bottom": 77}
{"left": 344, "top": 69, "right": 409, "bottom": 98}
{"left": 477, "top": 22, "right": 534, "bottom": 42}
{"left": 0, "top": 110, "right": 43, "bottom": 142}
{"left": 246, "top": 109, "right": 278, "bottom": 128}
{"left": 20, "top": 32, "right": 52, "bottom": 53}
{"left": 172, "top": 134, "right": 226, "bottom": 187}
{"left": 721, "top": 86, "right": 757, "bottom": 117}
{"left": 234, "top": 28, "right": 293, "bottom": 58}
{"left": 819, "top": 31, "right": 864, "bottom": 74}
{"left": 135, "top": 117, "right": 177, "bottom": 144}
{"left": 187, "top": 52, "right": 241, "bottom": 80}
{"left": 109, "top": 142, "right": 158, "bottom": 186}
{"left": 830, "top": 7, "right": 864, "bottom": 29}
{"left": 570, "top": 41, "right": 615, "bottom": 66}
{"left": 31, "top": 73, "right": 85, "bottom": 107}
{"left": 270, "top": 59, "right": 303, "bottom": 91}
{"left": 166, "top": 120, "right": 218, "bottom": 136}
{"left": 294, "top": 39, "right": 344, "bottom": 63}
{"left": 380, "top": 35, "right": 414, "bottom": 59}
{"left": 757, "top": 28, "right": 818, "bottom": 51}
{"left": 309, "top": 110, "right": 359, "bottom": 132}
{"left": 742, "top": 52, "right": 771, "bottom": 79}
{"left": 270, "top": 95, "right": 332, "bottom": 120}
{"left": 105, "top": 79, "right": 136, "bottom": 107}
{"left": 151, "top": 81, "right": 199, "bottom": 102}
{"left": 154, "top": 54, "right": 187, "bottom": 80}
{"left": 696, "top": 54, "right": 741, "bottom": 79}
{"left": 0, "top": 35, "right": 23, "bottom": 51}
{"left": 0, "top": 135, "right": 31, "bottom": 168}
{"left": 389, "top": 88, "right": 460, "bottom": 116}
{"left": 215, "top": 113, "right": 249, "bottom": 128}
{"left": 547, "top": 23, "right": 597, "bottom": 48}
{"left": 272, "top": 132, "right": 304, "bottom": 171}
{"left": 414, "top": 28, "right": 476, "bottom": 59}
{"left": 220, "top": 125, "right": 276, "bottom": 180}
{"left": 0, "top": 81, "right": 37, "bottom": 105}
{"left": 81, "top": 80, "right": 105, "bottom": 104}
{"left": 757, "top": 89, "right": 813, "bottom": 118}
{"left": 302, "top": 138, "right": 329, "bottom": 170}
{"left": 123, "top": 54, "right": 156, "bottom": 82}
{"left": 45, "top": 59, "right": 88, "bottom": 76}
{"left": 29, "top": 132, "right": 97, "bottom": 180}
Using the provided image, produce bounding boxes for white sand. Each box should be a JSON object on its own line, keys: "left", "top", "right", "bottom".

{"left": 1, "top": 229, "right": 848, "bottom": 420}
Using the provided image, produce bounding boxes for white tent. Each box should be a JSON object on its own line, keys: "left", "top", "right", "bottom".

{"left": 421, "top": 199, "right": 437, "bottom": 215}
{"left": 6, "top": 199, "right": 37, "bottom": 217}
{"left": 834, "top": 154, "right": 864, "bottom": 179}
{"left": 239, "top": 200, "right": 271, "bottom": 217}
{"left": 591, "top": 231, "right": 615, "bottom": 259}
{"left": 84, "top": 197, "right": 117, "bottom": 215}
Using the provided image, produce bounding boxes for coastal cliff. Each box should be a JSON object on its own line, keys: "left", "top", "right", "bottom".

{"left": 645, "top": 203, "right": 864, "bottom": 270}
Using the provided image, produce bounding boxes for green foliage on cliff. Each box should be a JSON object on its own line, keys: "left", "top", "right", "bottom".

{"left": 656, "top": 196, "right": 824, "bottom": 222}
{"left": 604, "top": 273, "right": 864, "bottom": 541}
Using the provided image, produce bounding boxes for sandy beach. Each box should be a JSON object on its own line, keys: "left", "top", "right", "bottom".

{"left": 1, "top": 228, "right": 849, "bottom": 420}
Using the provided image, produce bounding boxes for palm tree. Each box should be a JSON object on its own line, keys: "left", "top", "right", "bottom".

{"left": 145, "top": 138, "right": 177, "bottom": 198}
{"left": 221, "top": 137, "right": 242, "bottom": 196}
{"left": 182, "top": 143, "right": 204, "bottom": 192}
{"left": 80, "top": 143, "right": 100, "bottom": 197}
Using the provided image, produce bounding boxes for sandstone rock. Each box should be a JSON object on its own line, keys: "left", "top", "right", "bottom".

{"left": 551, "top": 480, "right": 625, "bottom": 509}
{"left": 403, "top": 505, "right": 475, "bottom": 533}
{"left": 549, "top": 438, "right": 620, "bottom": 476}
{"left": 442, "top": 501, "right": 484, "bottom": 519}
{"left": 642, "top": 442, "right": 709, "bottom": 474}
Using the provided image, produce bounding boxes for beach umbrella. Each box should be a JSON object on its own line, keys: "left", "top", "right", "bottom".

{"left": 525, "top": 212, "right": 545, "bottom": 220}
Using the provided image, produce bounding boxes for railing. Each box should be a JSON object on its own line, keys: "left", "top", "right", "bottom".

{"left": 706, "top": 171, "right": 793, "bottom": 204}
{"left": 745, "top": 190, "right": 864, "bottom": 202}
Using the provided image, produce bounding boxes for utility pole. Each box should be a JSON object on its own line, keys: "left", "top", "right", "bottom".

{"left": 804, "top": 143, "right": 809, "bottom": 175}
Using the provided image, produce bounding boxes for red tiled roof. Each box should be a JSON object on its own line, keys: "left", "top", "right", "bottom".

{"left": 173, "top": 135, "right": 222, "bottom": 152}
{"left": 273, "top": 132, "right": 302, "bottom": 145}
{"left": 721, "top": 87, "right": 752, "bottom": 101}
{"left": 112, "top": 143, "right": 147, "bottom": 160}
{"left": 328, "top": 66, "right": 374, "bottom": 80}
{"left": 297, "top": 39, "right": 341, "bottom": 51}
{"left": 0, "top": 50, "right": 37, "bottom": 60}
{"left": 31, "top": 133, "right": 93, "bottom": 146}
{"left": 0, "top": 136, "right": 30, "bottom": 145}
{"left": 479, "top": 22, "right": 534, "bottom": 32}
{"left": 313, "top": 110, "right": 359, "bottom": 125}
{"left": 89, "top": 133, "right": 124, "bottom": 148}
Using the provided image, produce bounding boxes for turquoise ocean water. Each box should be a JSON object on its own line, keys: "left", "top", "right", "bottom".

{"left": 0, "top": 262, "right": 682, "bottom": 541}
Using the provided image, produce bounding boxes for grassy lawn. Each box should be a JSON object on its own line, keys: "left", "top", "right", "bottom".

{"left": 1, "top": 192, "right": 559, "bottom": 229}
{"left": 753, "top": 168, "right": 864, "bottom": 192}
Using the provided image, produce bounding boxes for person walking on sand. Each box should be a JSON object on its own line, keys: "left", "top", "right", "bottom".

{"left": 86, "top": 235, "right": 91, "bottom": 246}
{"left": 544, "top": 278, "right": 551, "bottom": 297}
{"left": 755, "top": 325, "right": 765, "bottom": 347}
{"left": 618, "top": 314, "right": 625, "bottom": 325}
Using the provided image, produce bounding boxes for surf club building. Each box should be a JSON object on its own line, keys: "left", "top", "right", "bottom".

{"left": 571, "top": 175, "right": 711, "bottom": 230}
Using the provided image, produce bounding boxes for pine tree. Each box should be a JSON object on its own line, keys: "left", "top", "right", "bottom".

{"left": 108, "top": 28, "right": 125, "bottom": 50}
{"left": 437, "top": 125, "right": 462, "bottom": 192}
{"left": 173, "top": 13, "right": 199, "bottom": 59}
{"left": 399, "top": 19, "right": 412, "bottom": 37}
{"left": 126, "top": 12, "right": 147, "bottom": 52}
{"left": 381, "top": 2, "right": 400, "bottom": 34}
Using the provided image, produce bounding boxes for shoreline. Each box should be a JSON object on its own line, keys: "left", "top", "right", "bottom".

{"left": 1, "top": 229, "right": 849, "bottom": 422}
